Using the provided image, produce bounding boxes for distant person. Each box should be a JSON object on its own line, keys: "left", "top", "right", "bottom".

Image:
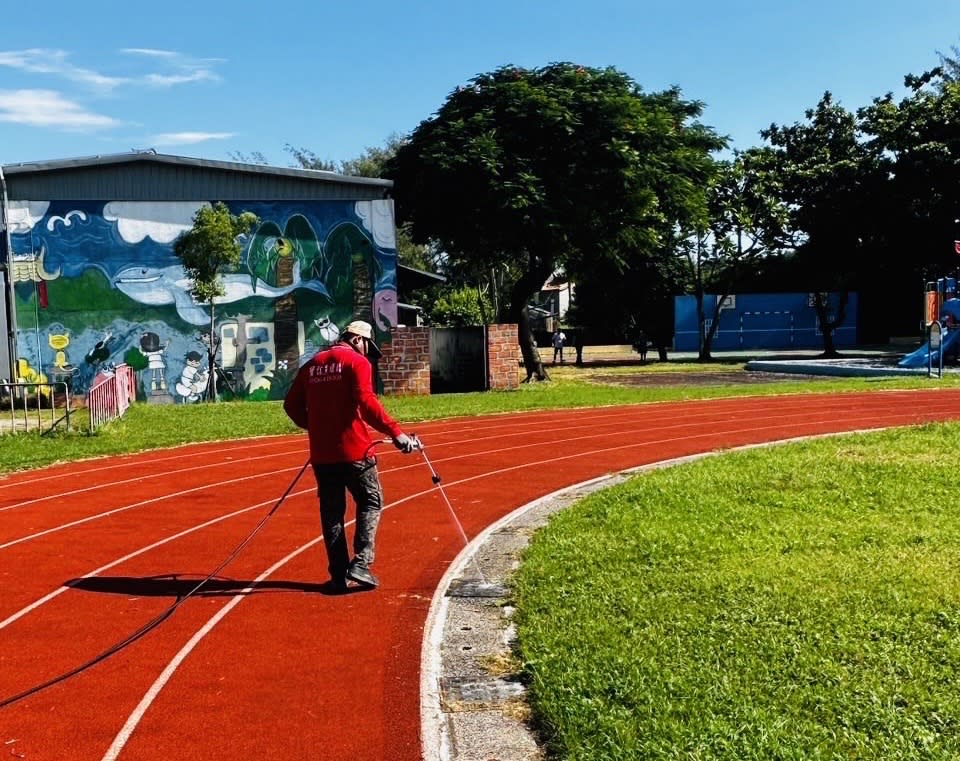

{"left": 552, "top": 328, "right": 567, "bottom": 364}
{"left": 633, "top": 330, "right": 648, "bottom": 361}
{"left": 283, "top": 320, "right": 417, "bottom": 592}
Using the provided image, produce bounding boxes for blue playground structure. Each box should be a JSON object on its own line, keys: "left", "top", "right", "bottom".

{"left": 898, "top": 277, "right": 960, "bottom": 368}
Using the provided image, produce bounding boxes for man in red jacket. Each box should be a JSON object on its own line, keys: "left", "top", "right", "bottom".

{"left": 284, "top": 320, "right": 416, "bottom": 591}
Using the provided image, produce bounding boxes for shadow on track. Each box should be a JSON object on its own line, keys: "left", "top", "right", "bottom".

{"left": 65, "top": 574, "right": 366, "bottom": 597}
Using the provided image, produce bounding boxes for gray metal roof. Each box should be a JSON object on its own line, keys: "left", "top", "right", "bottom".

{"left": 398, "top": 263, "right": 446, "bottom": 291}
{"left": 1, "top": 151, "right": 392, "bottom": 201}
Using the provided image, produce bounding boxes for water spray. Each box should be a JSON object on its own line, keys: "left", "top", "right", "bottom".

{"left": 399, "top": 435, "right": 488, "bottom": 585}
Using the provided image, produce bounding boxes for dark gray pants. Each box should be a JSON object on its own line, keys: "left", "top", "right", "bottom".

{"left": 312, "top": 458, "right": 383, "bottom": 580}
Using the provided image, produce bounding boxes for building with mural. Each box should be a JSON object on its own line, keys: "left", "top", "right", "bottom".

{"left": 0, "top": 152, "right": 400, "bottom": 403}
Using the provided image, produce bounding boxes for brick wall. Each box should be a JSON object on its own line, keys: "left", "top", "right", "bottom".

{"left": 380, "top": 324, "right": 520, "bottom": 395}
{"left": 379, "top": 326, "right": 431, "bottom": 396}
{"left": 485, "top": 323, "right": 520, "bottom": 390}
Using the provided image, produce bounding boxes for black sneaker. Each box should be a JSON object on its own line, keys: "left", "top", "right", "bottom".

{"left": 346, "top": 561, "right": 379, "bottom": 588}
{"left": 325, "top": 577, "right": 348, "bottom": 594}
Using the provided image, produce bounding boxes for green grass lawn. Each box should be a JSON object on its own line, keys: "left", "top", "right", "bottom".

{"left": 2, "top": 363, "right": 958, "bottom": 473}
{"left": 513, "top": 424, "right": 960, "bottom": 760}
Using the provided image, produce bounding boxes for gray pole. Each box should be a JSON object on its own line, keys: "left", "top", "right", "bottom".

{"left": 0, "top": 164, "right": 18, "bottom": 381}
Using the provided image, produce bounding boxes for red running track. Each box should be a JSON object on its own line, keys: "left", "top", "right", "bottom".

{"left": 2, "top": 389, "right": 960, "bottom": 760}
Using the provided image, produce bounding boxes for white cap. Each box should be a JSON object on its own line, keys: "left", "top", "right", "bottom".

{"left": 343, "top": 320, "right": 381, "bottom": 357}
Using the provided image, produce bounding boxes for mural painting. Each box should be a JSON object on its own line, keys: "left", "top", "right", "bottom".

{"left": 8, "top": 199, "right": 398, "bottom": 402}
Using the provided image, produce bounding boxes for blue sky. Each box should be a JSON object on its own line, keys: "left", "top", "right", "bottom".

{"left": 1, "top": 0, "right": 958, "bottom": 169}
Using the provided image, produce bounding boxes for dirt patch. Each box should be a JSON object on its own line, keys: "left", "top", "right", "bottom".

{"left": 587, "top": 370, "right": 828, "bottom": 387}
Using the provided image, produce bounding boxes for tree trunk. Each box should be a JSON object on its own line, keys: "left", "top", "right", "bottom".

{"left": 489, "top": 267, "right": 500, "bottom": 321}
{"left": 508, "top": 268, "right": 550, "bottom": 382}
{"left": 274, "top": 254, "right": 300, "bottom": 369}
{"left": 820, "top": 327, "right": 838, "bottom": 358}
{"left": 352, "top": 253, "right": 373, "bottom": 323}
{"left": 206, "top": 304, "right": 217, "bottom": 401}
{"left": 814, "top": 291, "right": 848, "bottom": 359}
{"left": 699, "top": 295, "right": 728, "bottom": 361}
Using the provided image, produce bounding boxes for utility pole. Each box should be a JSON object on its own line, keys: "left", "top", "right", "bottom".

{"left": 0, "top": 164, "right": 18, "bottom": 381}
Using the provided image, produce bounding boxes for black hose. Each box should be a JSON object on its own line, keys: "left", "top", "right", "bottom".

{"left": 0, "top": 459, "right": 312, "bottom": 709}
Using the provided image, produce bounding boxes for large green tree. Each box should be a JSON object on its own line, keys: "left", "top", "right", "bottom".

{"left": 682, "top": 152, "right": 791, "bottom": 359}
{"left": 755, "top": 93, "right": 883, "bottom": 356}
{"left": 860, "top": 71, "right": 960, "bottom": 283}
{"left": 386, "top": 63, "right": 724, "bottom": 380}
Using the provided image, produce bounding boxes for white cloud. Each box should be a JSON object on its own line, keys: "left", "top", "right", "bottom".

{"left": 120, "top": 48, "right": 223, "bottom": 88}
{"left": 145, "top": 70, "right": 219, "bottom": 87}
{"left": 0, "top": 49, "right": 227, "bottom": 139}
{"left": 0, "top": 49, "right": 126, "bottom": 92}
{"left": 0, "top": 47, "right": 223, "bottom": 93}
{"left": 119, "top": 48, "right": 179, "bottom": 59}
{"left": 0, "top": 89, "right": 119, "bottom": 129}
{"left": 151, "top": 131, "right": 235, "bottom": 146}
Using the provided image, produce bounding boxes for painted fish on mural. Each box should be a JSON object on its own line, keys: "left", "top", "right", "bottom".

{"left": 112, "top": 264, "right": 332, "bottom": 326}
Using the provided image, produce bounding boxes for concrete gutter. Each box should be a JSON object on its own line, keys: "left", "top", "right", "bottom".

{"left": 420, "top": 455, "right": 710, "bottom": 761}
{"left": 745, "top": 358, "right": 958, "bottom": 378}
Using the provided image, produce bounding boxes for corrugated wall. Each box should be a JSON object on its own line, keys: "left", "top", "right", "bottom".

{"left": 3, "top": 158, "right": 390, "bottom": 201}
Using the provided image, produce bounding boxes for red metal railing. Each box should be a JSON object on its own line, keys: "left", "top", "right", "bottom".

{"left": 87, "top": 364, "right": 137, "bottom": 429}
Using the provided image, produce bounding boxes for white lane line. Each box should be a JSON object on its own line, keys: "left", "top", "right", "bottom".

{"left": 6, "top": 395, "right": 954, "bottom": 757}
{"left": 0, "top": 465, "right": 307, "bottom": 549}
{"left": 99, "top": 537, "right": 320, "bottom": 761}
{"left": 0, "top": 488, "right": 312, "bottom": 630}
{"left": 99, "top": 485, "right": 439, "bottom": 760}
{"left": 0, "top": 433, "right": 299, "bottom": 492}
{"left": 0, "top": 449, "right": 301, "bottom": 513}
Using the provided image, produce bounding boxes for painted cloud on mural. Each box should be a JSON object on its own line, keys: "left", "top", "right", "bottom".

{"left": 355, "top": 200, "right": 396, "bottom": 249}
{"left": 6, "top": 200, "right": 51, "bottom": 233}
{"left": 104, "top": 200, "right": 209, "bottom": 243}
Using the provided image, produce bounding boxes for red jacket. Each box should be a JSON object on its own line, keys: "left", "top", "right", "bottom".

{"left": 283, "top": 344, "right": 402, "bottom": 464}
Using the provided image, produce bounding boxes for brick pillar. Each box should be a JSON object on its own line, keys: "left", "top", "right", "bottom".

{"left": 485, "top": 323, "right": 520, "bottom": 390}
{"left": 380, "top": 326, "right": 431, "bottom": 396}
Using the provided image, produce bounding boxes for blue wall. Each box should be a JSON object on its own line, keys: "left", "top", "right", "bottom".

{"left": 674, "top": 293, "right": 858, "bottom": 351}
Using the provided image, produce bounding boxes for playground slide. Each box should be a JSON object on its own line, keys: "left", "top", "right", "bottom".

{"left": 898, "top": 328, "right": 960, "bottom": 368}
